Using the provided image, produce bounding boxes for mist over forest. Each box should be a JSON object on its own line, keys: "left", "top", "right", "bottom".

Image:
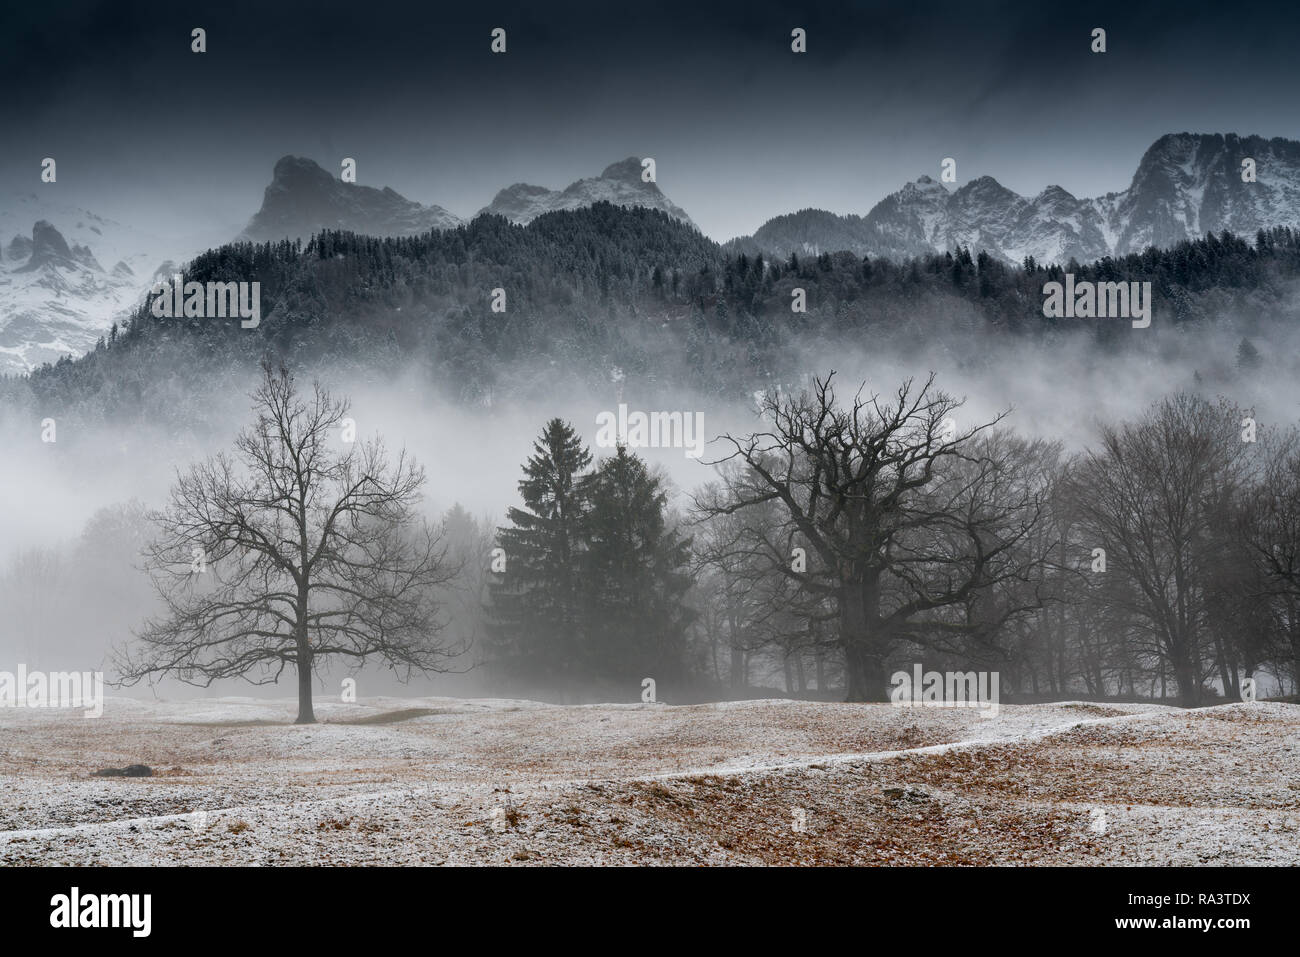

{"left": 9, "top": 0, "right": 1300, "bottom": 889}
{"left": 3, "top": 210, "right": 1300, "bottom": 707}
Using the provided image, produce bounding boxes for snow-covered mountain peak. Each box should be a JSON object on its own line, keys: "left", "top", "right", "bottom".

{"left": 0, "top": 215, "right": 161, "bottom": 375}
{"left": 738, "top": 132, "right": 1300, "bottom": 266}
{"left": 599, "top": 156, "right": 649, "bottom": 184}
{"left": 480, "top": 158, "right": 694, "bottom": 227}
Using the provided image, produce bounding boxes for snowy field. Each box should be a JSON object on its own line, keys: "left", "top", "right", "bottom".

{"left": 1, "top": 696, "right": 1297, "bottom": 865}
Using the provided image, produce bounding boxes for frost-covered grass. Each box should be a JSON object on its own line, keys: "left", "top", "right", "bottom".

{"left": 0, "top": 695, "right": 1295, "bottom": 865}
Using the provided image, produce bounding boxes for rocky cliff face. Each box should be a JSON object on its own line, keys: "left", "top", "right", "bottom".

{"left": 240, "top": 156, "right": 464, "bottom": 242}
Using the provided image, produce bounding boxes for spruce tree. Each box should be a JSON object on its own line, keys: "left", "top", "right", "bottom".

{"left": 580, "top": 445, "right": 694, "bottom": 684}
{"left": 487, "top": 419, "right": 592, "bottom": 684}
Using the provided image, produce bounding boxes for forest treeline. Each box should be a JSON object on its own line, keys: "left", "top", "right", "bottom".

{"left": 5, "top": 205, "right": 1300, "bottom": 705}
{"left": 459, "top": 375, "right": 1300, "bottom": 705}
{"left": 6, "top": 368, "right": 1300, "bottom": 705}
{"left": 4, "top": 204, "right": 1300, "bottom": 420}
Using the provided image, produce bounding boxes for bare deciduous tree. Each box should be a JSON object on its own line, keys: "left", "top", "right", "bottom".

{"left": 1240, "top": 428, "right": 1300, "bottom": 688}
{"left": 116, "top": 363, "right": 463, "bottom": 723}
{"left": 1066, "top": 394, "right": 1252, "bottom": 706}
{"left": 696, "top": 372, "right": 1050, "bottom": 701}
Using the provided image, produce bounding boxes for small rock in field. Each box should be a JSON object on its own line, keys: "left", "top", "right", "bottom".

{"left": 92, "top": 764, "right": 153, "bottom": 778}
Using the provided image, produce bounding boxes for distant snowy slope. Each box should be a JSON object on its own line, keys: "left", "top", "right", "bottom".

{"left": 735, "top": 133, "right": 1300, "bottom": 265}
{"left": 480, "top": 157, "right": 695, "bottom": 227}
{"left": 0, "top": 199, "right": 180, "bottom": 375}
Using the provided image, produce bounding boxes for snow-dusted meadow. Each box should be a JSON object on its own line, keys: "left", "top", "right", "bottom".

{"left": 1, "top": 696, "right": 1296, "bottom": 865}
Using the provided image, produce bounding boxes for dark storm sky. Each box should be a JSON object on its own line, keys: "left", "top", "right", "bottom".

{"left": 2, "top": 0, "right": 1298, "bottom": 241}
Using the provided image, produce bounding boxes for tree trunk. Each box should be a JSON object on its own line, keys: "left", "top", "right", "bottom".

{"left": 729, "top": 640, "right": 744, "bottom": 692}
{"left": 1291, "top": 625, "right": 1300, "bottom": 698}
{"left": 295, "top": 644, "right": 316, "bottom": 724}
{"left": 1172, "top": 654, "right": 1199, "bottom": 708}
{"left": 841, "top": 579, "right": 888, "bottom": 702}
{"left": 1212, "top": 636, "right": 1233, "bottom": 700}
{"left": 844, "top": 641, "right": 887, "bottom": 702}
{"left": 1289, "top": 602, "right": 1300, "bottom": 696}
{"left": 709, "top": 626, "right": 720, "bottom": 684}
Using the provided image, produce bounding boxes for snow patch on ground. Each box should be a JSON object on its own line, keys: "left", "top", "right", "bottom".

{"left": 0, "top": 696, "right": 1294, "bottom": 865}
